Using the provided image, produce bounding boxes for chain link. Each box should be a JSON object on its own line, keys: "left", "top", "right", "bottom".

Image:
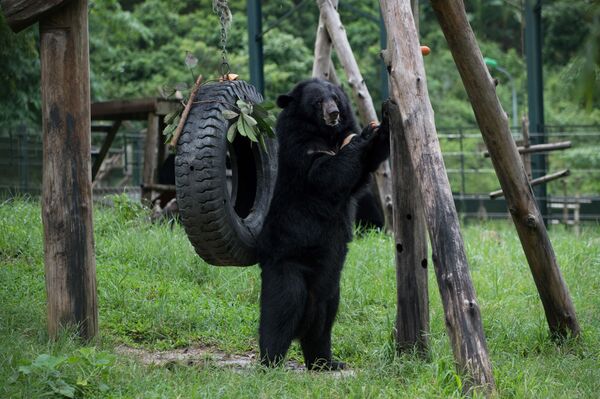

{"left": 214, "top": 0, "right": 231, "bottom": 77}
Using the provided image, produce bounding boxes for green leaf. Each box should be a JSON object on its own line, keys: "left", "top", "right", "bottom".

{"left": 54, "top": 379, "right": 76, "bottom": 398}
{"left": 227, "top": 122, "right": 238, "bottom": 143}
{"left": 258, "top": 134, "right": 268, "bottom": 153}
{"left": 222, "top": 109, "right": 239, "bottom": 120}
{"left": 236, "top": 120, "right": 247, "bottom": 137}
{"left": 242, "top": 113, "right": 257, "bottom": 127}
{"left": 236, "top": 99, "right": 253, "bottom": 115}
{"left": 238, "top": 118, "right": 258, "bottom": 142}
{"left": 252, "top": 103, "right": 270, "bottom": 119}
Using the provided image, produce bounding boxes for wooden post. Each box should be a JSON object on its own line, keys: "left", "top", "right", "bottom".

{"left": 430, "top": 0, "right": 580, "bottom": 339}
{"left": 39, "top": 0, "right": 98, "bottom": 340}
{"left": 379, "top": 0, "right": 495, "bottom": 394}
{"left": 92, "top": 120, "right": 122, "bottom": 180}
{"left": 317, "top": 0, "right": 394, "bottom": 231}
{"left": 142, "top": 112, "right": 159, "bottom": 203}
{"left": 388, "top": 102, "right": 429, "bottom": 354}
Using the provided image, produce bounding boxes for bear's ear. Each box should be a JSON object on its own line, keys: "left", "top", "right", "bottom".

{"left": 276, "top": 94, "right": 293, "bottom": 108}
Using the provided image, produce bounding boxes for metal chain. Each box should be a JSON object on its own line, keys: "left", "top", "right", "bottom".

{"left": 213, "top": 0, "right": 232, "bottom": 77}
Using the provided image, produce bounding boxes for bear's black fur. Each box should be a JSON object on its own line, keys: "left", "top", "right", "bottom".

{"left": 256, "top": 79, "right": 390, "bottom": 370}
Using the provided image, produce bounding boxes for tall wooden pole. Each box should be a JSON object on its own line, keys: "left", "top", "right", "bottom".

{"left": 389, "top": 102, "right": 429, "bottom": 354}
{"left": 379, "top": 0, "right": 495, "bottom": 395}
{"left": 430, "top": 0, "right": 580, "bottom": 339}
{"left": 39, "top": 0, "right": 98, "bottom": 340}
{"left": 388, "top": 0, "right": 429, "bottom": 356}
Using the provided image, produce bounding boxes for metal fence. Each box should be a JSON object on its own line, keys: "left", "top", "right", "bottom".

{"left": 2, "top": 125, "right": 599, "bottom": 222}
{"left": 0, "top": 127, "right": 146, "bottom": 196}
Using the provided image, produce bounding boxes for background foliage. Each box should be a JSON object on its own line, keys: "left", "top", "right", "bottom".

{"left": 1, "top": 0, "right": 599, "bottom": 130}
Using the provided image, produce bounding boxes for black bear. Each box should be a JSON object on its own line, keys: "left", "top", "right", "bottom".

{"left": 256, "top": 78, "right": 390, "bottom": 370}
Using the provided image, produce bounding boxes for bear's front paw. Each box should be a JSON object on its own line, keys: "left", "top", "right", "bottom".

{"left": 360, "top": 121, "right": 380, "bottom": 141}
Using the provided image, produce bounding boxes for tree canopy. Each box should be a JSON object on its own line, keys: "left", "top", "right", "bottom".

{"left": 0, "top": 0, "right": 598, "bottom": 131}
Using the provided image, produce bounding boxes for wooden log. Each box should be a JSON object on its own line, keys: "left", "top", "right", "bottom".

{"left": 388, "top": 102, "right": 429, "bottom": 355}
{"left": 379, "top": 0, "right": 496, "bottom": 394}
{"left": 39, "top": 0, "right": 97, "bottom": 340}
{"left": 317, "top": 0, "right": 394, "bottom": 231}
{"left": 92, "top": 120, "right": 122, "bottom": 180}
{"left": 483, "top": 141, "right": 571, "bottom": 158}
{"left": 0, "top": 0, "right": 71, "bottom": 32}
{"left": 142, "top": 112, "right": 159, "bottom": 203}
{"left": 312, "top": 0, "right": 338, "bottom": 81}
{"left": 430, "top": 0, "right": 580, "bottom": 340}
{"left": 490, "top": 169, "right": 570, "bottom": 199}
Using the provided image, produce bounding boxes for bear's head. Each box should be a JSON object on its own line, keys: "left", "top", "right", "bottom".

{"left": 276, "top": 79, "right": 354, "bottom": 133}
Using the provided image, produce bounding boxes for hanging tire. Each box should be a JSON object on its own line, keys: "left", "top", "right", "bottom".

{"left": 175, "top": 80, "right": 278, "bottom": 266}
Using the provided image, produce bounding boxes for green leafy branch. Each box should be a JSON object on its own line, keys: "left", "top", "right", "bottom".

{"left": 222, "top": 97, "right": 276, "bottom": 152}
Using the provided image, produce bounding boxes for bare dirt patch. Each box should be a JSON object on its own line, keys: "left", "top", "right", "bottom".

{"left": 115, "top": 345, "right": 355, "bottom": 377}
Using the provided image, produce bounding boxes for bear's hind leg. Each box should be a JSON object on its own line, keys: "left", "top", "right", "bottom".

{"left": 300, "top": 289, "right": 345, "bottom": 371}
{"left": 259, "top": 265, "right": 307, "bottom": 367}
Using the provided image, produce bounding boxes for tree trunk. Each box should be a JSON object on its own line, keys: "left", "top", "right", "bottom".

{"left": 430, "top": 0, "right": 580, "bottom": 339}
{"left": 39, "top": 0, "right": 98, "bottom": 340}
{"left": 388, "top": 102, "right": 429, "bottom": 355}
{"left": 317, "top": 0, "right": 393, "bottom": 231}
{"left": 379, "top": 0, "right": 495, "bottom": 395}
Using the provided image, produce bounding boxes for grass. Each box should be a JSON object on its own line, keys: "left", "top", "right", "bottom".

{"left": 1, "top": 195, "right": 599, "bottom": 398}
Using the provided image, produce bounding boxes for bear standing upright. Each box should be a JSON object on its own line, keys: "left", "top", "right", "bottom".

{"left": 256, "top": 79, "right": 390, "bottom": 370}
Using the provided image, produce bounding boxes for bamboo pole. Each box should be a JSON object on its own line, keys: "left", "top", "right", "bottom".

{"left": 430, "top": 0, "right": 580, "bottom": 339}
{"left": 379, "top": 0, "right": 495, "bottom": 394}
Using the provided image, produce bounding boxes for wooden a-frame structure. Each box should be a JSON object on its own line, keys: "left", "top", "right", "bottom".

{"left": 314, "top": 0, "right": 580, "bottom": 396}
{"left": 1, "top": 0, "right": 581, "bottom": 396}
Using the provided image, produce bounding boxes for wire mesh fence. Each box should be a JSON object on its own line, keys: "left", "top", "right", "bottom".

{"left": 2, "top": 124, "right": 599, "bottom": 222}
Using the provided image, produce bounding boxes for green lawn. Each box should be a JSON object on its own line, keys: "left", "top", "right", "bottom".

{"left": 1, "top": 196, "right": 599, "bottom": 398}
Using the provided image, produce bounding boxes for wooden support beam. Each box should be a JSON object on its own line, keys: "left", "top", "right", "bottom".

{"left": 39, "top": 0, "right": 97, "bottom": 340}
{"left": 379, "top": 0, "right": 495, "bottom": 395}
{"left": 91, "top": 98, "right": 181, "bottom": 121}
{"left": 142, "top": 112, "right": 159, "bottom": 203}
{"left": 490, "top": 169, "right": 570, "bottom": 199}
{"left": 484, "top": 141, "right": 571, "bottom": 158}
{"left": 388, "top": 102, "right": 429, "bottom": 355}
{"left": 317, "top": 0, "right": 394, "bottom": 231}
{"left": 0, "top": 0, "right": 71, "bottom": 32}
{"left": 92, "top": 120, "right": 122, "bottom": 180}
{"left": 430, "top": 0, "right": 580, "bottom": 340}
{"left": 142, "top": 183, "right": 176, "bottom": 192}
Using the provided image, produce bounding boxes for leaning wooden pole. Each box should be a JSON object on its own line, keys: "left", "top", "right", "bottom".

{"left": 317, "top": 0, "right": 394, "bottom": 231}
{"left": 430, "top": 0, "right": 580, "bottom": 339}
{"left": 312, "top": 0, "right": 339, "bottom": 84}
{"left": 39, "top": 0, "right": 98, "bottom": 340}
{"left": 379, "top": 0, "right": 495, "bottom": 395}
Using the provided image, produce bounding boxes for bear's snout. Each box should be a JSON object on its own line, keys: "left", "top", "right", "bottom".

{"left": 322, "top": 99, "right": 340, "bottom": 126}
